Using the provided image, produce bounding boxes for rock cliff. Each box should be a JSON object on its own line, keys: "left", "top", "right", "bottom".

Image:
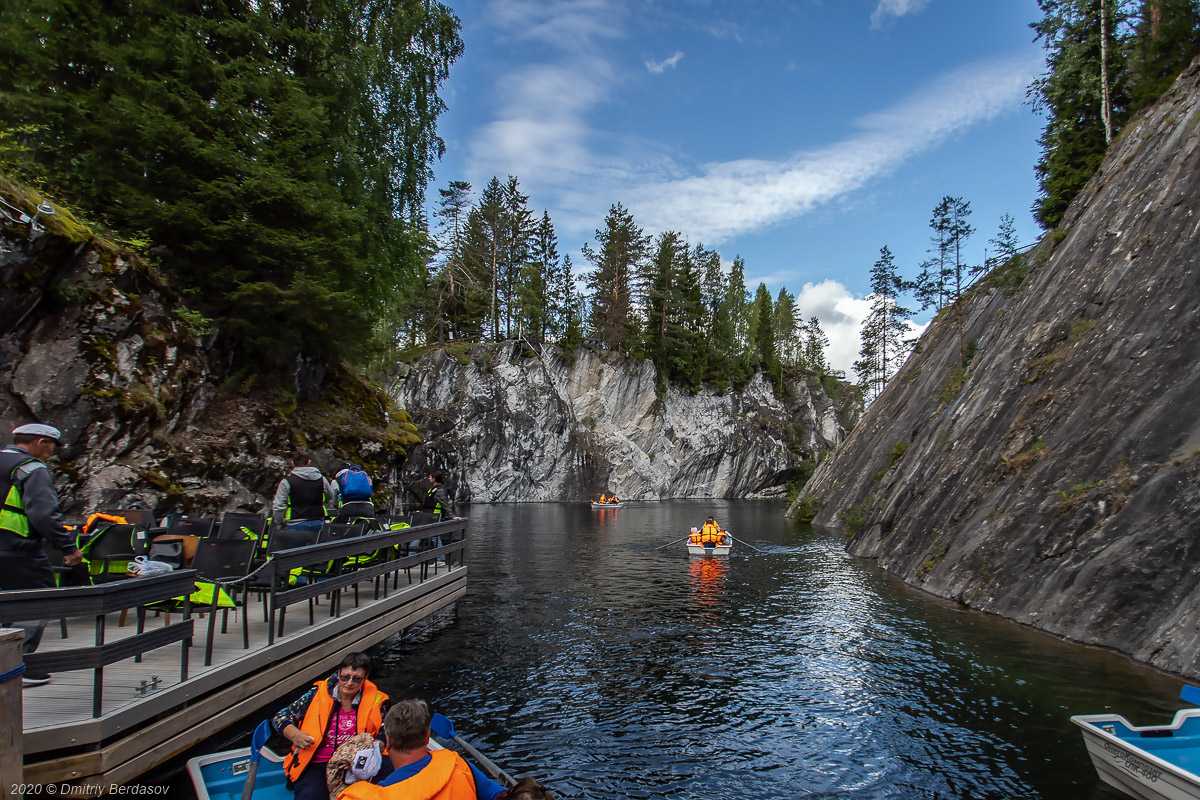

{"left": 790, "top": 58, "right": 1200, "bottom": 675}
{"left": 394, "top": 342, "right": 858, "bottom": 502}
{"left": 0, "top": 190, "right": 419, "bottom": 515}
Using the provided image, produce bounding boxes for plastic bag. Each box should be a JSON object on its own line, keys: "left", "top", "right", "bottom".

{"left": 128, "top": 555, "right": 175, "bottom": 576}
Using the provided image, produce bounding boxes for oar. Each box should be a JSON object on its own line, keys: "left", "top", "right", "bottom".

{"left": 726, "top": 534, "right": 766, "bottom": 553}
{"left": 240, "top": 720, "right": 273, "bottom": 800}
{"left": 431, "top": 712, "right": 516, "bottom": 788}
{"left": 655, "top": 535, "right": 693, "bottom": 550}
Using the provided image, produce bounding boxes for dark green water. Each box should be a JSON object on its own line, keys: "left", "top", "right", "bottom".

{"left": 375, "top": 500, "right": 1181, "bottom": 799}
{"left": 157, "top": 500, "right": 1183, "bottom": 798}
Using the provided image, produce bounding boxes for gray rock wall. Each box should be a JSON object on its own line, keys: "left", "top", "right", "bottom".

{"left": 790, "top": 57, "right": 1200, "bottom": 676}
{"left": 395, "top": 343, "right": 856, "bottom": 502}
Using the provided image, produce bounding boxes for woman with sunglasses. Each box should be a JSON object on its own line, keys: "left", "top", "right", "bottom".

{"left": 273, "top": 652, "right": 391, "bottom": 800}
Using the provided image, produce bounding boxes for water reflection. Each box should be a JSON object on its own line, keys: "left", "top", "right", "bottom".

{"left": 369, "top": 500, "right": 1178, "bottom": 800}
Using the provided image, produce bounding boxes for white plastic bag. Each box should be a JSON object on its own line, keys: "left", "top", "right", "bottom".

{"left": 128, "top": 555, "right": 175, "bottom": 576}
{"left": 347, "top": 741, "right": 382, "bottom": 784}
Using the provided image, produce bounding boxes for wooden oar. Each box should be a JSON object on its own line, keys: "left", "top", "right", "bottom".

{"left": 726, "top": 534, "right": 766, "bottom": 553}
{"left": 654, "top": 535, "right": 693, "bottom": 550}
{"left": 431, "top": 713, "right": 516, "bottom": 788}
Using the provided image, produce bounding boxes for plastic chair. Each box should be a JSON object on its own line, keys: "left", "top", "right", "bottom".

{"left": 215, "top": 512, "right": 267, "bottom": 542}
{"left": 81, "top": 523, "right": 137, "bottom": 583}
{"left": 191, "top": 538, "right": 258, "bottom": 665}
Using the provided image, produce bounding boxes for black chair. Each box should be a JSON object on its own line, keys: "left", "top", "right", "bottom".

{"left": 172, "top": 516, "right": 216, "bottom": 538}
{"left": 333, "top": 501, "right": 376, "bottom": 523}
{"left": 81, "top": 523, "right": 137, "bottom": 584}
{"left": 191, "top": 538, "right": 258, "bottom": 666}
{"left": 215, "top": 512, "right": 267, "bottom": 542}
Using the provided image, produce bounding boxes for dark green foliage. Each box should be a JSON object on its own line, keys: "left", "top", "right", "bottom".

{"left": 856, "top": 245, "right": 913, "bottom": 400}
{"left": 0, "top": 0, "right": 463, "bottom": 367}
{"left": 752, "top": 283, "right": 781, "bottom": 390}
{"left": 583, "top": 203, "right": 650, "bottom": 355}
{"left": 1029, "top": 0, "right": 1199, "bottom": 228}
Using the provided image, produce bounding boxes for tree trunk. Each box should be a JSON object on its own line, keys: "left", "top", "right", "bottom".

{"left": 1100, "top": 0, "right": 1114, "bottom": 144}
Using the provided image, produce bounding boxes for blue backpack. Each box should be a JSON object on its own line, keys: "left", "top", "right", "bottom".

{"left": 337, "top": 466, "right": 373, "bottom": 502}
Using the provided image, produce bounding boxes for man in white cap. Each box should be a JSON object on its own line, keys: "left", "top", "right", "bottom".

{"left": 0, "top": 422, "right": 83, "bottom": 687}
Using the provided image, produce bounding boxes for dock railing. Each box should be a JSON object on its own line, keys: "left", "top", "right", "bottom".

{"left": 0, "top": 570, "right": 198, "bottom": 717}
{"left": 0, "top": 517, "right": 468, "bottom": 722}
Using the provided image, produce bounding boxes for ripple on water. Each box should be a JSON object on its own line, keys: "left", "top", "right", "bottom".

{"left": 374, "top": 501, "right": 1176, "bottom": 800}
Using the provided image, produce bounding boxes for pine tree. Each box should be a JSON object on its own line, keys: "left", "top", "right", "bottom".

{"left": 501, "top": 176, "right": 536, "bottom": 339}
{"left": 861, "top": 245, "right": 913, "bottom": 399}
{"left": 526, "top": 211, "right": 560, "bottom": 342}
{"left": 667, "top": 245, "right": 707, "bottom": 389}
{"left": 751, "top": 283, "right": 780, "bottom": 389}
{"left": 582, "top": 203, "right": 650, "bottom": 354}
{"left": 726, "top": 256, "right": 751, "bottom": 354}
{"left": 802, "top": 317, "right": 831, "bottom": 376}
{"left": 773, "top": 288, "right": 799, "bottom": 367}
{"left": 928, "top": 196, "right": 974, "bottom": 306}
{"left": 475, "top": 178, "right": 506, "bottom": 340}
{"left": 1127, "top": 0, "right": 1200, "bottom": 111}
{"left": 976, "top": 212, "right": 1022, "bottom": 277}
{"left": 0, "top": 0, "right": 463, "bottom": 366}
{"left": 645, "top": 231, "right": 684, "bottom": 376}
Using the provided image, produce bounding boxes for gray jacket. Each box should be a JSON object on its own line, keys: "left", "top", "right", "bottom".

{"left": 0, "top": 446, "right": 75, "bottom": 554}
{"left": 271, "top": 466, "right": 336, "bottom": 526}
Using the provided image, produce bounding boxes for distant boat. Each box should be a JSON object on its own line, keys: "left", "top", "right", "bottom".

{"left": 1072, "top": 687, "right": 1200, "bottom": 800}
{"left": 591, "top": 501, "right": 624, "bottom": 508}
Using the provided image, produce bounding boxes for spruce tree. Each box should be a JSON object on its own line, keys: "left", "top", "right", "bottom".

{"left": 773, "top": 287, "right": 799, "bottom": 367}
{"left": 474, "top": 178, "right": 506, "bottom": 340}
{"left": 802, "top": 317, "right": 831, "bottom": 376}
{"left": 502, "top": 176, "right": 536, "bottom": 338}
{"left": 582, "top": 203, "right": 650, "bottom": 354}
{"left": 752, "top": 283, "right": 780, "bottom": 389}
{"left": 1127, "top": 1, "right": 1200, "bottom": 112}
{"left": 645, "top": 231, "right": 683, "bottom": 376}
{"left": 976, "top": 212, "right": 1021, "bottom": 277}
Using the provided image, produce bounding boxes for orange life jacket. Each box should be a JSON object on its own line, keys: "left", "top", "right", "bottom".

{"left": 598, "top": 495, "right": 607, "bottom": 504}
{"left": 700, "top": 522, "right": 723, "bottom": 544}
{"left": 338, "top": 749, "right": 476, "bottom": 800}
{"left": 284, "top": 679, "right": 388, "bottom": 781}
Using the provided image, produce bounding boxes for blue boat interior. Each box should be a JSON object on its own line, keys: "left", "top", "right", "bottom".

{"left": 1093, "top": 715, "right": 1200, "bottom": 775}
{"left": 198, "top": 756, "right": 288, "bottom": 800}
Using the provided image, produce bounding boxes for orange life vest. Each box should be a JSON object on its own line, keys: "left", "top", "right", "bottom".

{"left": 284, "top": 679, "right": 388, "bottom": 781}
{"left": 598, "top": 495, "right": 607, "bottom": 504}
{"left": 338, "top": 749, "right": 476, "bottom": 800}
{"left": 700, "top": 522, "right": 724, "bottom": 545}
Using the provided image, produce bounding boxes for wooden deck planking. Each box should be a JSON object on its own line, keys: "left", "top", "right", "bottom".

{"left": 26, "top": 576, "right": 468, "bottom": 787}
{"left": 23, "top": 568, "right": 454, "bottom": 733}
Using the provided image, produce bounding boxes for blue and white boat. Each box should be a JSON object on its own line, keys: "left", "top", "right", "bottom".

{"left": 1071, "top": 686, "right": 1200, "bottom": 800}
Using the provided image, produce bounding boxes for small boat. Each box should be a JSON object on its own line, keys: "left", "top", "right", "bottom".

{"left": 186, "top": 726, "right": 287, "bottom": 800}
{"left": 591, "top": 501, "right": 624, "bottom": 509}
{"left": 1072, "top": 686, "right": 1200, "bottom": 800}
{"left": 189, "top": 716, "right": 502, "bottom": 799}
{"left": 687, "top": 538, "right": 733, "bottom": 557}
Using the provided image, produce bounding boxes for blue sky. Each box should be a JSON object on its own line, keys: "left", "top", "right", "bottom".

{"left": 429, "top": 0, "right": 1048, "bottom": 371}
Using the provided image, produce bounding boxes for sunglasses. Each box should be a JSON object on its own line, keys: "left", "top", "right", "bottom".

{"left": 338, "top": 672, "right": 365, "bottom": 683}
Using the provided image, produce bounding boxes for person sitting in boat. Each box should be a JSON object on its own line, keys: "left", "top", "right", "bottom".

{"left": 688, "top": 526, "right": 701, "bottom": 545}
{"left": 609, "top": 495, "right": 619, "bottom": 504}
{"left": 699, "top": 517, "right": 728, "bottom": 546}
{"left": 597, "top": 494, "right": 608, "bottom": 504}
{"left": 273, "top": 652, "right": 390, "bottom": 800}
{"left": 339, "top": 698, "right": 507, "bottom": 800}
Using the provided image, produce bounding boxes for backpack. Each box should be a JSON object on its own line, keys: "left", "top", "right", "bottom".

{"left": 337, "top": 466, "right": 373, "bottom": 502}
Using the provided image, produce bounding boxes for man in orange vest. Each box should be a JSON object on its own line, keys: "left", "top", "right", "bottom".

{"left": 273, "top": 653, "right": 389, "bottom": 800}
{"left": 339, "top": 698, "right": 507, "bottom": 800}
{"left": 699, "top": 517, "right": 727, "bottom": 546}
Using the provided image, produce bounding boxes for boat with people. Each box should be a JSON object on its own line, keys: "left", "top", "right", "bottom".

{"left": 687, "top": 517, "right": 733, "bottom": 556}
{"left": 1071, "top": 685, "right": 1200, "bottom": 800}
{"left": 591, "top": 492, "right": 624, "bottom": 509}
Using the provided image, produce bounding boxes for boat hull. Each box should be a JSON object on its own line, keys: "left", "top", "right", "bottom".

{"left": 591, "top": 503, "right": 624, "bottom": 509}
{"left": 687, "top": 544, "right": 731, "bottom": 556}
{"left": 186, "top": 748, "right": 287, "bottom": 800}
{"left": 1072, "top": 711, "right": 1200, "bottom": 800}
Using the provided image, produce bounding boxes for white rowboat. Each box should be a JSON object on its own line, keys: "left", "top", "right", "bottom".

{"left": 591, "top": 502, "right": 624, "bottom": 508}
{"left": 687, "top": 541, "right": 732, "bottom": 557}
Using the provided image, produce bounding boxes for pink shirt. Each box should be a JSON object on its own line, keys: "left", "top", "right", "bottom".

{"left": 313, "top": 706, "right": 358, "bottom": 763}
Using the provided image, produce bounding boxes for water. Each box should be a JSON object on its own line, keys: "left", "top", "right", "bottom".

{"left": 371, "top": 500, "right": 1182, "bottom": 799}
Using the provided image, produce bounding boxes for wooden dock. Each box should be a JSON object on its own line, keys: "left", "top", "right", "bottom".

{"left": 0, "top": 518, "right": 469, "bottom": 790}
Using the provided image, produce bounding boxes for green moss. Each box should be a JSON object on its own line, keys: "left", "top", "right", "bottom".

{"left": 1068, "top": 317, "right": 1097, "bottom": 342}
{"left": 842, "top": 503, "right": 868, "bottom": 535}
{"left": 174, "top": 307, "right": 214, "bottom": 337}
{"left": 119, "top": 382, "right": 166, "bottom": 421}
{"left": 889, "top": 440, "right": 909, "bottom": 467}
{"left": 140, "top": 468, "right": 185, "bottom": 498}
{"left": 978, "top": 253, "right": 1031, "bottom": 296}
{"left": 938, "top": 367, "right": 967, "bottom": 406}
{"left": 1055, "top": 480, "right": 1102, "bottom": 511}
{"left": 1002, "top": 437, "right": 1048, "bottom": 473}
{"left": 917, "top": 533, "right": 950, "bottom": 580}
{"left": 791, "top": 494, "right": 821, "bottom": 524}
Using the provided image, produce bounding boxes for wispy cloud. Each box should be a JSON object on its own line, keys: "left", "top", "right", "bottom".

{"left": 871, "top": 0, "right": 930, "bottom": 29}
{"left": 645, "top": 51, "right": 685, "bottom": 74}
{"left": 625, "top": 53, "right": 1039, "bottom": 244}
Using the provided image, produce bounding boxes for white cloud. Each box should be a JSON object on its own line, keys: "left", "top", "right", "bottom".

{"left": 790, "top": 280, "right": 927, "bottom": 375}
{"left": 645, "top": 51, "right": 685, "bottom": 74}
{"left": 871, "top": 0, "right": 930, "bottom": 29}
{"left": 624, "top": 53, "right": 1039, "bottom": 244}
